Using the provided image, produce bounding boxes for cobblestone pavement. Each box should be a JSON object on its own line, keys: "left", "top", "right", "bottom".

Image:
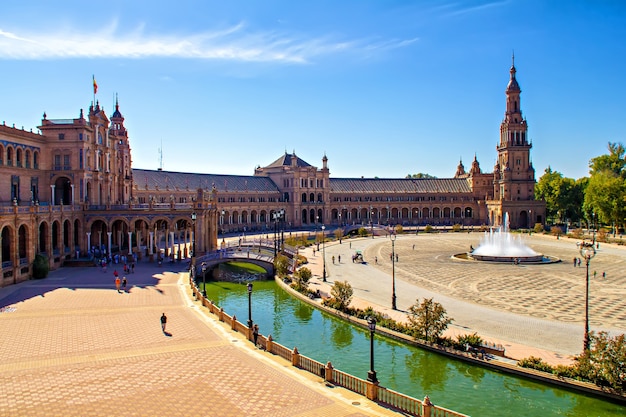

{"left": 304, "top": 232, "right": 626, "bottom": 365}
{"left": 0, "top": 261, "right": 403, "bottom": 417}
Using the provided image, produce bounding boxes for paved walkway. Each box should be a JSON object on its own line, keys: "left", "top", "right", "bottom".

{"left": 0, "top": 259, "right": 405, "bottom": 416}
{"left": 302, "top": 232, "right": 626, "bottom": 366}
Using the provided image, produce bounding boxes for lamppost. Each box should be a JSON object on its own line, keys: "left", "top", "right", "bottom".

{"left": 579, "top": 241, "right": 596, "bottom": 351}
{"left": 370, "top": 207, "right": 374, "bottom": 238}
{"left": 366, "top": 316, "right": 378, "bottom": 383}
{"left": 321, "top": 225, "right": 327, "bottom": 282}
{"left": 272, "top": 209, "right": 284, "bottom": 256}
{"left": 191, "top": 212, "right": 197, "bottom": 277}
{"left": 220, "top": 210, "right": 226, "bottom": 250}
{"left": 390, "top": 233, "right": 397, "bottom": 310}
{"left": 247, "top": 282, "right": 253, "bottom": 328}
{"left": 201, "top": 262, "right": 207, "bottom": 297}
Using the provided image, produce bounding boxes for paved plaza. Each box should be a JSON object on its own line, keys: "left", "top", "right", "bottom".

{"left": 1, "top": 232, "right": 624, "bottom": 416}
{"left": 303, "top": 232, "right": 626, "bottom": 365}
{"left": 0, "top": 260, "right": 403, "bottom": 416}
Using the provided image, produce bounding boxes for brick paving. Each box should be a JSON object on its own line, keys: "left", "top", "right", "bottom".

{"left": 305, "top": 232, "right": 626, "bottom": 366}
{"left": 0, "top": 260, "right": 403, "bottom": 416}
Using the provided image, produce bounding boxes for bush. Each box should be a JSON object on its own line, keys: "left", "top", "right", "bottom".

{"left": 517, "top": 356, "right": 554, "bottom": 373}
{"left": 292, "top": 267, "right": 312, "bottom": 292}
{"left": 424, "top": 225, "right": 434, "bottom": 233}
{"left": 323, "top": 280, "right": 353, "bottom": 311}
{"left": 452, "top": 224, "right": 462, "bottom": 232}
{"left": 32, "top": 254, "right": 49, "bottom": 279}
{"left": 456, "top": 333, "right": 483, "bottom": 348}
{"left": 533, "top": 223, "right": 544, "bottom": 234}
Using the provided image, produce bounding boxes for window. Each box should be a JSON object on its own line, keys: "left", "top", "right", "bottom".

{"left": 54, "top": 155, "right": 62, "bottom": 170}
{"left": 58, "top": 133, "right": 65, "bottom": 140}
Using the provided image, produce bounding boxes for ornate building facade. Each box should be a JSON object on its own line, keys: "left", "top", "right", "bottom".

{"left": 0, "top": 61, "right": 544, "bottom": 287}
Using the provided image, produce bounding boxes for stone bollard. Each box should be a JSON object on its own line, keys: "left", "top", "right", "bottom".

{"left": 292, "top": 347, "right": 300, "bottom": 367}
{"left": 324, "top": 362, "right": 334, "bottom": 384}
{"left": 422, "top": 395, "right": 433, "bottom": 417}
{"left": 266, "top": 335, "right": 273, "bottom": 353}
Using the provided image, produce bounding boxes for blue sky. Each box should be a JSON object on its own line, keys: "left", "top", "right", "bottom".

{"left": 0, "top": 0, "right": 624, "bottom": 180}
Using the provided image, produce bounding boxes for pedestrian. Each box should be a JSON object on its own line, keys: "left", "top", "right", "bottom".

{"left": 578, "top": 258, "right": 582, "bottom": 267}
{"left": 252, "top": 324, "right": 259, "bottom": 346}
{"left": 160, "top": 313, "right": 167, "bottom": 332}
{"left": 573, "top": 257, "right": 577, "bottom": 267}
{"left": 412, "top": 244, "right": 415, "bottom": 250}
{"left": 131, "top": 263, "right": 135, "bottom": 273}
{"left": 375, "top": 256, "right": 378, "bottom": 264}
{"left": 395, "top": 254, "right": 399, "bottom": 262}
{"left": 115, "top": 276, "right": 121, "bottom": 293}
{"left": 332, "top": 255, "right": 335, "bottom": 264}
{"left": 113, "top": 269, "right": 119, "bottom": 279}
{"left": 602, "top": 271, "right": 606, "bottom": 278}
{"left": 338, "top": 255, "right": 341, "bottom": 263}
{"left": 122, "top": 276, "right": 127, "bottom": 291}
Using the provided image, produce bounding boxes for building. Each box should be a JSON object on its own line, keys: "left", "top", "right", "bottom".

{"left": 0, "top": 60, "right": 545, "bottom": 287}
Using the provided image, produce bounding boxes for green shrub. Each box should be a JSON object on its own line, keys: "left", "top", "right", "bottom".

{"left": 457, "top": 333, "right": 483, "bottom": 348}
{"left": 424, "top": 225, "right": 434, "bottom": 233}
{"left": 452, "top": 224, "right": 462, "bottom": 232}
{"left": 32, "top": 254, "right": 49, "bottom": 279}
{"left": 517, "top": 356, "right": 554, "bottom": 373}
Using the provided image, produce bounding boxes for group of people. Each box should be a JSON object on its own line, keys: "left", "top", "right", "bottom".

{"left": 113, "top": 270, "right": 128, "bottom": 293}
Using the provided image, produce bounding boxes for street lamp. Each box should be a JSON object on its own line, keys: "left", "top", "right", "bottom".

{"left": 191, "top": 212, "right": 197, "bottom": 276}
{"left": 370, "top": 207, "right": 374, "bottom": 238}
{"left": 247, "top": 282, "right": 253, "bottom": 328}
{"left": 366, "top": 316, "right": 378, "bottom": 383}
{"left": 390, "top": 233, "right": 397, "bottom": 310}
{"left": 579, "top": 241, "right": 596, "bottom": 351}
{"left": 321, "top": 225, "right": 327, "bottom": 282}
{"left": 201, "top": 262, "right": 207, "bottom": 297}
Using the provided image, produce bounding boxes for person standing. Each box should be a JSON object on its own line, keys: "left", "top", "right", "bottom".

{"left": 122, "top": 276, "right": 127, "bottom": 292}
{"left": 115, "top": 276, "right": 121, "bottom": 293}
{"left": 160, "top": 313, "right": 167, "bottom": 332}
{"left": 252, "top": 324, "right": 259, "bottom": 346}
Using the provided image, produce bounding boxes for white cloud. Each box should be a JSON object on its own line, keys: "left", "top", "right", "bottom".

{"left": 0, "top": 22, "right": 414, "bottom": 63}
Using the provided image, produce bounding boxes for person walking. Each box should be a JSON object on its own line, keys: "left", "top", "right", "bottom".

{"left": 122, "top": 276, "right": 127, "bottom": 292}
{"left": 115, "top": 276, "right": 121, "bottom": 293}
{"left": 160, "top": 313, "right": 167, "bottom": 332}
{"left": 338, "top": 255, "right": 341, "bottom": 263}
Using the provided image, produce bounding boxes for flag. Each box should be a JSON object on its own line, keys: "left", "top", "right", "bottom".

{"left": 92, "top": 75, "right": 98, "bottom": 95}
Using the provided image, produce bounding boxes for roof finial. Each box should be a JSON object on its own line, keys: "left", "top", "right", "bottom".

{"left": 512, "top": 50, "right": 515, "bottom": 67}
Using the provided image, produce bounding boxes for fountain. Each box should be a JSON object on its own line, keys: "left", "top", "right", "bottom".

{"left": 469, "top": 213, "right": 548, "bottom": 263}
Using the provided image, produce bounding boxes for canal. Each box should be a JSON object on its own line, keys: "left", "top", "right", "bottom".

{"left": 204, "top": 279, "right": 624, "bottom": 417}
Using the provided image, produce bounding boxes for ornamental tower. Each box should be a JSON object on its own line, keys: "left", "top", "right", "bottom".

{"left": 494, "top": 56, "right": 536, "bottom": 201}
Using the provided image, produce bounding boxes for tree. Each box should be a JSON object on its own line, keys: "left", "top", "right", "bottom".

{"left": 574, "top": 331, "right": 626, "bottom": 392}
{"left": 293, "top": 267, "right": 312, "bottom": 292}
{"left": 584, "top": 142, "right": 626, "bottom": 232}
{"left": 334, "top": 228, "right": 344, "bottom": 242}
{"left": 274, "top": 254, "right": 291, "bottom": 278}
{"left": 407, "top": 298, "right": 452, "bottom": 343}
{"left": 330, "top": 280, "right": 353, "bottom": 311}
{"left": 535, "top": 167, "right": 585, "bottom": 224}
{"left": 406, "top": 173, "right": 437, "bottom": 179}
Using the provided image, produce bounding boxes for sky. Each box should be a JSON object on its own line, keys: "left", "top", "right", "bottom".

{"left": 0, "top": 0, "right": 624, "bottom": 181}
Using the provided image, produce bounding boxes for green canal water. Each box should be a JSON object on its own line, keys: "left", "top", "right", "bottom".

{"left": 204, "top": 280, "right": 624, "bottom": 417}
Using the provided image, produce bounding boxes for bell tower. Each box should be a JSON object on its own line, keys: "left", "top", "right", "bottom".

{"left": 493, "top": 55, "right": 536, "bottom": 201}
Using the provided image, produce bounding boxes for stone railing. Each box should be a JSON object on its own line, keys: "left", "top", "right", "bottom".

{"left": 188, "top": 275, "right": 469, "bottom": 417}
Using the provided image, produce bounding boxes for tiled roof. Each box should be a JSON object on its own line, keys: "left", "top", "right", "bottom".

{"left": 265, "top": 152, "right": 312, "bottom": 168}
{"left": 329, "top": 178, "right": 472, "bottom": 193}
{"left": 132, "top": 169, "right": 280, "bottom": 193}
